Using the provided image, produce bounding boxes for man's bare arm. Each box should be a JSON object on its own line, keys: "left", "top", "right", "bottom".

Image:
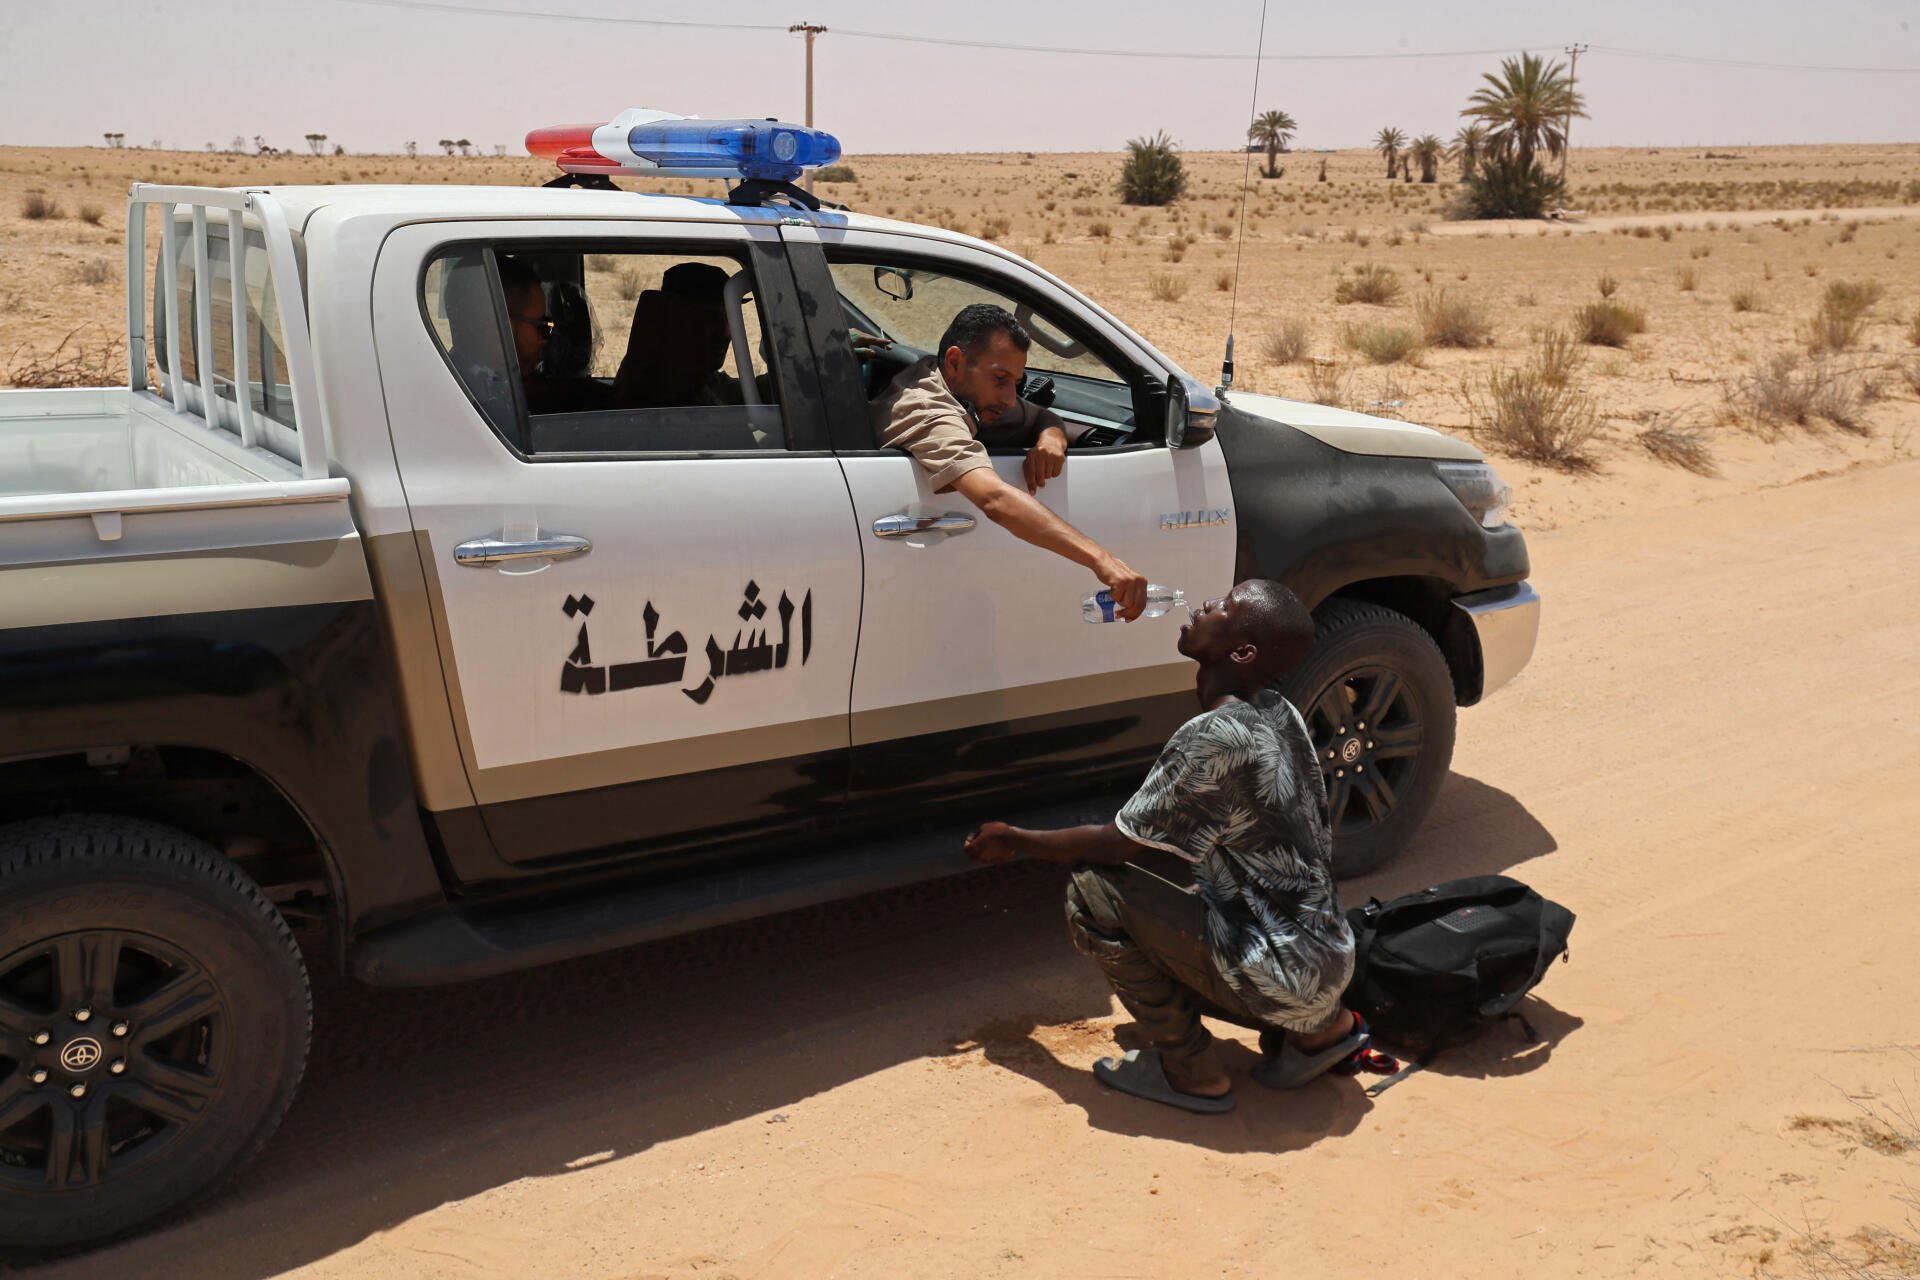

{"left": 949, "top": 467, "right": 1147, "bottom": 618}
{"left": 964, "top": 820, "right": 1141, "bottom": 866}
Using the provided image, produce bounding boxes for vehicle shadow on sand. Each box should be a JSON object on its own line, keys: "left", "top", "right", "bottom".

{"left": 31, "top": 772, "right": 1557, "bottom": 1277}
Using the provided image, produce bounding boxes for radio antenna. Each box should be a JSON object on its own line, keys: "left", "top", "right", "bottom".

{"left": 1219, "top": 0, "right": 1270, "bottom": 398}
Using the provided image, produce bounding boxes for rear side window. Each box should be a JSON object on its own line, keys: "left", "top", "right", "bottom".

{"left": 421, "top": 243, "right": 786, "bottom": 456}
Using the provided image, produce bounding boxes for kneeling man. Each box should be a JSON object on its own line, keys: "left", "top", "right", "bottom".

{"left": 964, "top": 580, "right": 1365, "bottom": 1113}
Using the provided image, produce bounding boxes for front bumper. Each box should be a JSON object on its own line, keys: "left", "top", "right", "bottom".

{"left": 1453, "top": 581, "right": 1541, "bottom": 701}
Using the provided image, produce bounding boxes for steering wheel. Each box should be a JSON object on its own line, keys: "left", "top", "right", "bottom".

{"left": 1013, "top": 303, "right": 1088, "bottom": 360}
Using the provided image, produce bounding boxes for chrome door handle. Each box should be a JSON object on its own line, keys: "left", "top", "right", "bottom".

{"left": 871, "top": 512, "right": 975, "bottom": 540}
{"left": 453, "top": 534, "right": 592, "bottom": 566}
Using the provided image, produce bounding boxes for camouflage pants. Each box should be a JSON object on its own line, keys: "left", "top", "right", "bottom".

{"left": 1064, "top": 862, "right": 1265, "bottom": 1077}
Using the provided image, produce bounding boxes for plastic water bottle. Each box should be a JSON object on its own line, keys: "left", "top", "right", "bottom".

{"left": 1083, "top": 584, "right": 1187, "bottom": 623}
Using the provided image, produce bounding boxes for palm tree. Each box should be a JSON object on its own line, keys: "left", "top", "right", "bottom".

{"left": 1452, "top": 124, "right": 1489, "bottom": 182}
{"left": 1375, "top": 127, "right": 1406, "bottom": 180}
{"left": 1247, "top": 109, "right": 1298, "bottom": 179}
{"left": 1460, "top": 51, "right": 1587, "bottom": 174}
{"left": 1408, "top": 134, "right": 1446, "bottom": 183}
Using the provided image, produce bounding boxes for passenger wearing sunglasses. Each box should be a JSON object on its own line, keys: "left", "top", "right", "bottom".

{"left": 499, "top": 256, "right": 554, "bottom": 380}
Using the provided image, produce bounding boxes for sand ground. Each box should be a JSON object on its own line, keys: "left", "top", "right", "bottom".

{"left": 2, "top": 144, "right": 1918, "bottom": 1277}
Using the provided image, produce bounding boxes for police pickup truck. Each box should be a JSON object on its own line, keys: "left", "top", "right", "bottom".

{"left": 0, "top": 116, "right": 1537, "bottom": 1253}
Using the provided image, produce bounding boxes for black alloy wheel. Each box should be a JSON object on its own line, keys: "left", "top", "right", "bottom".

{"left": 1279, "top": 600, "right": 1458, "bottom": 878}
{"left": 0, "top": 817, "right": 310, "bottom": 1259}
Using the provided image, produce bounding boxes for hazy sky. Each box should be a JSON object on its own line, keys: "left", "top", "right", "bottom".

{"left": 3, "top": 0, "right": 1919, "bottom": 156}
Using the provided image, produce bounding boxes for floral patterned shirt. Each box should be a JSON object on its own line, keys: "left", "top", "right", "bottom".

{"left": 1116, "top": 689, "right": 1355, "bottom": 1030}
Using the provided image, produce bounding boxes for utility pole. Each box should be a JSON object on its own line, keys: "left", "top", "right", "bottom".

{"left": 1561, "top": 43, "right": 1588, "bottom": 197}
{"left": 789, "top": 21, "right": 827, "bottom": 192}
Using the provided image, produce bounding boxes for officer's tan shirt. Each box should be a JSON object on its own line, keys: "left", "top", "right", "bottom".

{"left": 872, "top": 356, "right": 1067, "bottom": 492}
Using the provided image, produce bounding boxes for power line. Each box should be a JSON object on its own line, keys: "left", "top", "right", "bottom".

{"left": 1591, "top": 44, "right": 1920, "bottom": 74}
{"left": 335, "top": 1, "right": 1920, "bottom": 74}
{"left": 337, "top": 1, "right": 1557, "bottom": 61}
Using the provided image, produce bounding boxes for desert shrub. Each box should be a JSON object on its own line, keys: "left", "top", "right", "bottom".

{"left": 979, "top": 214, "right": 1011, "bottom": 241}
{"left": 815, "top": 164, "right": 857, "bottom": 183}
{"left": 1675, "top": 265, "right": 1699, "bottom": 291}
{"left": 21, "top": 193, "right": 60, "bottom": 220}
{"left": 78, "top": 203, "right": 105, "bottom": 227}
{"left": 3, "top": 325, "right": 124, "bottom": 388}
{"left": 1088, "top": 218, "right": 1112, "bottom": 239}
{"left": 1596, "top": 272, "right": 1619, "bottom": 298}
{"left": 1461, "top": 334, "right": 1600, "bottom": 468}
{"left": 1725, "top": 354, "right": 1868, "bottom": 435}
{"left": 1459, "top": 158, "right": 1565, "bottom": 220}
{"left": 1342, "top": 321, "right": 1424, "bottom": 365}
{"left": 1415, "top": 288, "right": 1493, "bottom": 347}
{"left": 1822, "top": 279, "right": 1883, "bottom": 322}
{"left": 1304, "top": 359, "right": 1349, "bottom": 408}
{"left": 1801, "top": 284, "right": 1877, "bottom": 354}
{"left": 1214, "top": 268, "right": 1232, "bottom": 292}
{"left": 1635, "top": 419, "right": 1716, "bottom": 474}
{"left": 1333, "top": 262, "right": 1402, "bottom": 305}
{"left": 1147, "top": 272, "right": 1188, "bottom": 302}
{"left": 616, "top": 265, "right": 646, "bottom": 301}
{"left": 1261, "top": 318, "right": 1310, "bottom": 364}
{"left": 1163, "top": 237, "right": 1186, "bottom": 262}
{"left": 1729, "top": 283, "right": 1761, "bottom": 312}
{"left": 1575, "top": 299, "right": 1647, "bottom": 347}
{"left": 1118, "top": 131, "right": 1187, "bottom": 207}
{"left": 1631, "top": 225, "right": 1654, "bottom": 239}
{"left": 70, "top": 260, "right": 112, "bottom": 287}
{"left": 584, "top": 254, "right": 620, "bottom": 274}
{"left": 1534, "top": 328, "right": 1584, "bottom": 386}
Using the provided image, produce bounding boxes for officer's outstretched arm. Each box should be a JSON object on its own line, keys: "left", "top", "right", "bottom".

{"left": 948, "top": 468, "right": 1146, "bottom": 620}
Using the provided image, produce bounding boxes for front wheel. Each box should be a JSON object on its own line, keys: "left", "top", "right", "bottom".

{"left": 1279, "top": 600, "right": 1458, "bottom": 878}
{"left": 0, "top": 816, "right": 311, "bottom": 1258}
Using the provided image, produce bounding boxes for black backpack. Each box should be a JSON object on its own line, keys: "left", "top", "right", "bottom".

{"left": 1341, "top": 875, "right": 1574, "bottom": 1083}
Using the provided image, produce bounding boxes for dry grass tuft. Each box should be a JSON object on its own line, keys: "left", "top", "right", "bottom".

{"left": 1800, "top": 281, "right": 1882, "bottom": 354}
{"left": 1304, "top": 359, "right": 1350, "bottom": 409}
{"left": 1461, "top": 332, "right": 1601, "bottom": 469}
{"left": 1725, "top": 354, "right": 1869, "bottom": 435}
{"left": 1576, "top": 299, "right": 1648, "bottom": 347}
{"left": 1261, "top": 319, "right": 1311, "bottom": 365}
{"left": 1909, "top": 304, "right": 1920, "bottom": 347}
{"left": 1729, "top": 283, "right": 1762, "bottom": 313}
{"left": 1676, "top": 265, "right": 1700, "bottom": 292}
{"left": 1535, "top": 327, "right": 1585, "bottom": 386}
{"left": 1635, "top": 417, "right": 1717, "bottom": 474}
{"left": 78, "top": 203, "right": 106, "bottom": 227}
{"left": 615, "top": 265, "right": 646, "bottom": 301}
{"left": 1415, "top": 288, "right": 1494, "bottom": 348}
{"left": 21, "top": 192, "right": 60, "bottom": 220}
{"left": 1147, "top": 272, "right": 1188, "bottom": 303}
{"left": 4, "top": 325, "right": 125, "bottom": 388}
{"left": 1214, "top": 268, "right": 1232, "bottom": 292}
{"left": 69, "top": 260, "right": 113, "bottom": 287}
{"left": 1342, "top": 321, "right": 1425, "bottom": 365}
{"left": 1596, "top": 272, "right": 1619, "bottom": 298}
{"left": 1333, "top": 262, "right": 1403, "bottom": 306}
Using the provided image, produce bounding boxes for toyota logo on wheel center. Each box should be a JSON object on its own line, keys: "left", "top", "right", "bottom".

{"left": 60, "top": 1037, "right": 103, "bottom": 1072}
{"left": 1340, "top": 738, "right": 1364, "bottom": 764}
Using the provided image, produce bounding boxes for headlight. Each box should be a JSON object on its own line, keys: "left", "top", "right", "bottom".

{"left": 1435, "top": 461, "right": 1512, "bottom": 529}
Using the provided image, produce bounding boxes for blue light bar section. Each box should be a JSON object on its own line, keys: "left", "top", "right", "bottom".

{"left": 624, "top": 119, "right": 842, "bottom": 182}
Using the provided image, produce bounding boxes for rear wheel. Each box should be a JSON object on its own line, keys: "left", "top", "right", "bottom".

{"left": 0, "top": 816, "right": 310, "bottom": 1258}
{"left": 1280, "top": 601, "right": 1457, "bottom": 878}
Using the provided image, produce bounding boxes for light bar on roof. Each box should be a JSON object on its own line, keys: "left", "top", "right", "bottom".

{"left": 526, "top": 108, "right": 841, "bottom": 183}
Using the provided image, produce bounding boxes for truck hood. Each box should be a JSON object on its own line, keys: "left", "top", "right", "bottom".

{"left": 1225, "top": 392, "right": 1483, "bottom": 462}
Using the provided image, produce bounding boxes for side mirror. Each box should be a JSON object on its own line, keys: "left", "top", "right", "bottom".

{"left": 1164, "top": 372, "right": 1219, "bottom": 449}
{"left": 874, "top": 266, "right": 914, "bottom": 302}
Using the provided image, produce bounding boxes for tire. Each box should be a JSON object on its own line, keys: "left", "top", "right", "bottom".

{"left": 0, "top": 816, "right": 311, "bottom": 1258}
{"left": 1279, "top": 600, "right": 1458, "bottom": 879}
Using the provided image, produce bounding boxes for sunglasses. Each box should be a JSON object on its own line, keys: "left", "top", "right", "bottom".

{"left": 514, "top": 313, "right": 557, "bottom": 339}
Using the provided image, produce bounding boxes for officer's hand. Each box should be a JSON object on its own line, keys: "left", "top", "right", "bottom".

{"left": 964, "top": 822, "right": 1019, "bottom": 865}
{"left": 1095, "top": 556, "right": 1148, "bottom": 622}
{"left": 1024, "top": 426, "right": 1068, "bottom": 494}
{"left": 849, "top": 328, "right": 893, "bottom": 360}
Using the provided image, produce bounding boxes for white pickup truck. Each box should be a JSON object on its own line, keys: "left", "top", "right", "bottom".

{"left": 0, "top": 167, "right": 1536, "bottom": 1254}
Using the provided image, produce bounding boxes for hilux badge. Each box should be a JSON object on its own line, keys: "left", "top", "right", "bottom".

{"left": 1159, "top": 509, "right": 1229, "bottom": 531}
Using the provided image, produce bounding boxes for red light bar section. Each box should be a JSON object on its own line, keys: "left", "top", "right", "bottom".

{"left": 525, "top": 125, "right": 620, "bottom": 172}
